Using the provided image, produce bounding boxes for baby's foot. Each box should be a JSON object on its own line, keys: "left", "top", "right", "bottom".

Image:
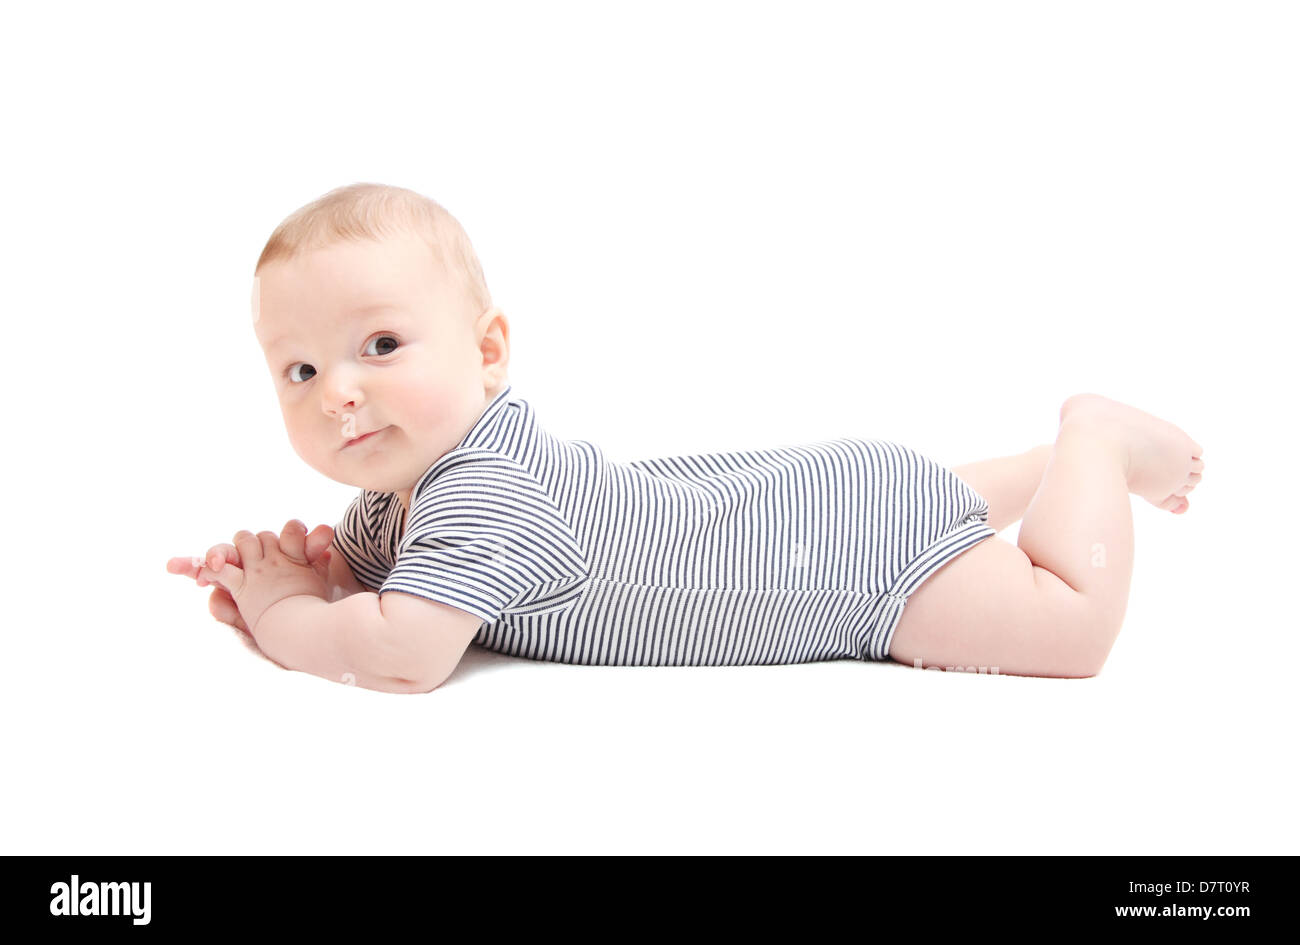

{"left": 1059, "top": 393, "right": 1206, "bottom": 514}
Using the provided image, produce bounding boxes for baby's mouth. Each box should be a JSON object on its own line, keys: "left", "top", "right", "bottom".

{"left": 342, "top": 426, "right": 387, "bottom": 450}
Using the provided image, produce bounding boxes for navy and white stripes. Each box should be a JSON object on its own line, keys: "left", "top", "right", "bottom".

{"left": 333, "top": 385, "right": 997, "bottom": 665}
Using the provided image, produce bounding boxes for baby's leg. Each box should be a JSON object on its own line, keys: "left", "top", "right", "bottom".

{"left": 888, "top": 394, "right": 1205, "bottom": 677}
{"left": 951, "top": 445, "right": 1052, "bottom": 532}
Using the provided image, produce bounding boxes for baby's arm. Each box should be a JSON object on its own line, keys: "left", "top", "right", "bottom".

{"left": 235, "top": 587, "right": 482, "bottom": 693}
{"left": 170, "top": 522, "right": 363, "bottom": 635}
{"left": 324, "top": 537, "right": 368, "bottom": 599}
{"left": 174, "top": 521, "right": 481, "bottom": 692}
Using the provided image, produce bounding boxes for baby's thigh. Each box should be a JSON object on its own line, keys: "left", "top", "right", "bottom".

{"left": 887, "top": 536, "right": 1100, "bottom": 678}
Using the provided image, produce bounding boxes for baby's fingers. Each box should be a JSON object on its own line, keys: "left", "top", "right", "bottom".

{"left": 235, "top": 531, "right": 266, "bottom": 564}
{"left": 279, "top": 519, "right": 309, "bottom": 563}
{"left": 209, "top": 586, "right": 250, "bottom": 634}
{"left": 166, "top": 555, "right": 224, "bottom": 586}
{"left": 167, "top": 556, "right": 202, "bottom": 578}
{"left": 305, "top": 524, "right": 334, "bottom": 564}
{"left": 211, "top": 589, "right": 277, "bottom": 665}
{"left": 198, "top": 561, "right": 243, "bottom": 595}
{"left": 204, "top": 543, "right": 241, "bottom": 574}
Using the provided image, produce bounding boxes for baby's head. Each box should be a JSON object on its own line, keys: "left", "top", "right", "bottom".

{"left": 251, "top": 183, "right": 510, "bottom": 497}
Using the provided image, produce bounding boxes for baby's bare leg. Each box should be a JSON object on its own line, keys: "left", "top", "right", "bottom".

{"left": 951, "top": 445, "right": 1052, "bottom": 532}
{"left": 889, "top": 395, "right": 1205, "bottom": 677}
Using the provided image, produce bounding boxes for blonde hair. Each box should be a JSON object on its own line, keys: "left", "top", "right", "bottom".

{"left": 254, "top": 183, "right": 493, "bottom": 320}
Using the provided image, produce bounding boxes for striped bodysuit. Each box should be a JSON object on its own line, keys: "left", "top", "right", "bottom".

{"left": 333, "top": 385, "right": 996, "bottom": 666}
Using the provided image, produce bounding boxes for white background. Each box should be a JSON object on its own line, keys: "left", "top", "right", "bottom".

{"left": 1, "top": 0, "right": 1295, "bottom": 854}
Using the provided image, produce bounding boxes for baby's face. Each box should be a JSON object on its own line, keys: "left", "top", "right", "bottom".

{"left": 252, "top": 230, "right": 508, "bottom": 496}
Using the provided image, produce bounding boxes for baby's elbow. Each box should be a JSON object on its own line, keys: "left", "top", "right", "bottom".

{"left": 410, "top": 649, "right": 464, "bottom": 693}
{"left": 377, "top": 673, "right": 446, "bottom": 694}
{"left": 385, "top": 662, "right": 454, "bottom": 694}
{"left": 415, "top": 668, "right": 454, "bottom": 693}
{"left": 374, "top": 591, "right": 481, "bottom": 693}
{"left": 363, "top": 639, "right": 444, "bottom": 693}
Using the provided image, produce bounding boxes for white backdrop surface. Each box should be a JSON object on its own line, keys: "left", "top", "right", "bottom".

{"left": 1, "top": 0, "right": 1295, "bottom": 854}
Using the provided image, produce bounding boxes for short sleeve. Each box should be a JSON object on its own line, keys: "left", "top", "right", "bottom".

{"left": 332, "top": 490, "right": 396, "bottom": 593}
{"left": 379, "top": 451, "right": 591, "bottom": 624}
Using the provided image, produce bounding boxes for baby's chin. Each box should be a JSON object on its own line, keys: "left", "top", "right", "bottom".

{"left": 296, "top": 430, "right": 451, "bottom": 493}
{"left": 318, "top": 454, "right": 438, "bottom": 496}
{"left": 322, "top": 469, "right": 415, "bottom": 496}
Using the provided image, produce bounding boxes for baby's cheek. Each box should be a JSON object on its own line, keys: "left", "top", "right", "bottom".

{"left": 285, "top": 421, "right": 331, "bottom": 469}
{"left": 405, "top": 380, "right": 472, "bottom": 444}
{"left": 283, "top": 421, "right": 310, "bottom": 458}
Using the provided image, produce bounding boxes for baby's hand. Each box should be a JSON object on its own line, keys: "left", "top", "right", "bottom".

{"left": 167, "top": 520, "right": 334, "bottom": 637}
{"left": 193, "top": 526, "right": 331, "bottom": 637}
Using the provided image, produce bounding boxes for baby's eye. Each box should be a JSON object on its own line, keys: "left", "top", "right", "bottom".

{"left": 286, "top": 363, "right": 316, "bottom": 384}
{"left": 364, "top": 334, "right": 400, "bottom": 356}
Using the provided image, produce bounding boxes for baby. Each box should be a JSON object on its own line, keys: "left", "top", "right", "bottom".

{"left": 167, "top": 183, "right": 1206, "bottom": 693}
